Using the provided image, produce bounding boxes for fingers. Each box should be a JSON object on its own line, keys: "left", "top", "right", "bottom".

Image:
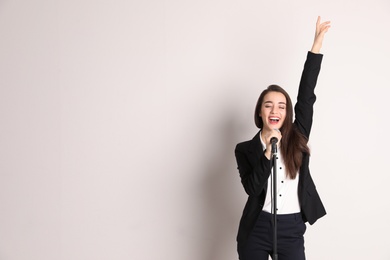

{"left": 316, "top": 16, "right": 330, "bottom": 27}
{"left": 311, "top": 16, "right": 330, "bottom": 53}
{"left": 320, "top": 21, "right": 331, "bottom": 31}
{"left": 316, "top": 16, "right": 321, "bottom": 27}
{"left": 317, "top": 18, "right": 331, "bottom": 35}
{"left": 319, "top": 24, "right": 331, "bottom": 37}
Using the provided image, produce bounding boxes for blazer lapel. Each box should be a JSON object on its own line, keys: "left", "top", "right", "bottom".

{"left": 249, "top": 130, "right": 263, "bottom": 160}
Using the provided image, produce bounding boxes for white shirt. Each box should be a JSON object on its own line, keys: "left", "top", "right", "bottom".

{"left": 260, "top": 132, "right": 301, "bottom": 214}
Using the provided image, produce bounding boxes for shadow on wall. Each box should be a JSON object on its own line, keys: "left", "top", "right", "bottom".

{"left": 199, "top": 116, "right": 248, "bottom": 260}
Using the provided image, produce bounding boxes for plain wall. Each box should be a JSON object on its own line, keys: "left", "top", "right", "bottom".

{"left": 0, "top": 0, "right": 389, "bottom": 259}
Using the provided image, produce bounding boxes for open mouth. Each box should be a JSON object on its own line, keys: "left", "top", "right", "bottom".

{"left": 269, "top": 117, "right": 280, "bottom": 124}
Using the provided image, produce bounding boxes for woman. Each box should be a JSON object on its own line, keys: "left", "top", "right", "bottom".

{"left": 234, "top": 17, "right": 330, "bottom": 260}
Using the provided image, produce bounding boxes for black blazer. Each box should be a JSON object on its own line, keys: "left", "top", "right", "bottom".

{"left": 234, "top": 52, "right": 326, "bottom": 255}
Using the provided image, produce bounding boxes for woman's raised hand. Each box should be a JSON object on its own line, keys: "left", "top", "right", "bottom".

{"left": 311, "top": 16, "right": 331, "bottom": 54}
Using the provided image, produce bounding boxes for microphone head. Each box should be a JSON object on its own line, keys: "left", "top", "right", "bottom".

{"left": 270, "top": 137, "right": 278, "bottom": 144}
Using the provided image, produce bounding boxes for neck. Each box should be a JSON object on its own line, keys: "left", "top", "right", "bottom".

{"left": 261, "top": 128, "right": 272, "bottom": 138}
{"left": 260, "top": 129, "right": 271, "bottom": 144}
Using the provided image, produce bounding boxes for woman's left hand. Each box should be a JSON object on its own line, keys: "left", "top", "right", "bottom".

{"left": 311, "top": 16, "right": 331, "bottom": 54}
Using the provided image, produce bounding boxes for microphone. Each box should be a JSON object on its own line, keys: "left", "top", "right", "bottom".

{"left": 270, "top": 137, "right": 278, "bottom": 155}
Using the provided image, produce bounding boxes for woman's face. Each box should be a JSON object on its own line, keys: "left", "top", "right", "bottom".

{"left": 259, "top": 91, "right": 287, "bottom": 132}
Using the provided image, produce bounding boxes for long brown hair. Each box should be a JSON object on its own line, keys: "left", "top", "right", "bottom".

{"left": 254, "top": 85, "right": 310, "bottom": 179}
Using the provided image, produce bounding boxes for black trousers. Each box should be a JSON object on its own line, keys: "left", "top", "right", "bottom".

{"left": 239, "top": 211, "right": 306, "bottom": 260}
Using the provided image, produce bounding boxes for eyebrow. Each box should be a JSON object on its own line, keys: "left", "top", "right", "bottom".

{"left": 264, "top": 101, "right": 286, "bottom": 105}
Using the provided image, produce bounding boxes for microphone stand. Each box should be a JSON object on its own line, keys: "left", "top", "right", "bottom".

{"left": 271, "top": 140, "right": 278, "bottom": 260}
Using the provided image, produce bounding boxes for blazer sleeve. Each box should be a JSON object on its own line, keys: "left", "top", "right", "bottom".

{"left": 235, "top": 141, "right": 271, "bottom": 197}
{"left": 294, "top": 52, "right": 323, "bottom": 138}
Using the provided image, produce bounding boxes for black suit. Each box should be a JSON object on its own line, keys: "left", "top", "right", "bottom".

{"left": 234, "top": 52, "right": 326, "bottom": 256}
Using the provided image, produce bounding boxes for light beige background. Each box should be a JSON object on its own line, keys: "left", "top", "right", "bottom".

{"left": 0, "top": 0, "right": 389, "bottom": 259}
